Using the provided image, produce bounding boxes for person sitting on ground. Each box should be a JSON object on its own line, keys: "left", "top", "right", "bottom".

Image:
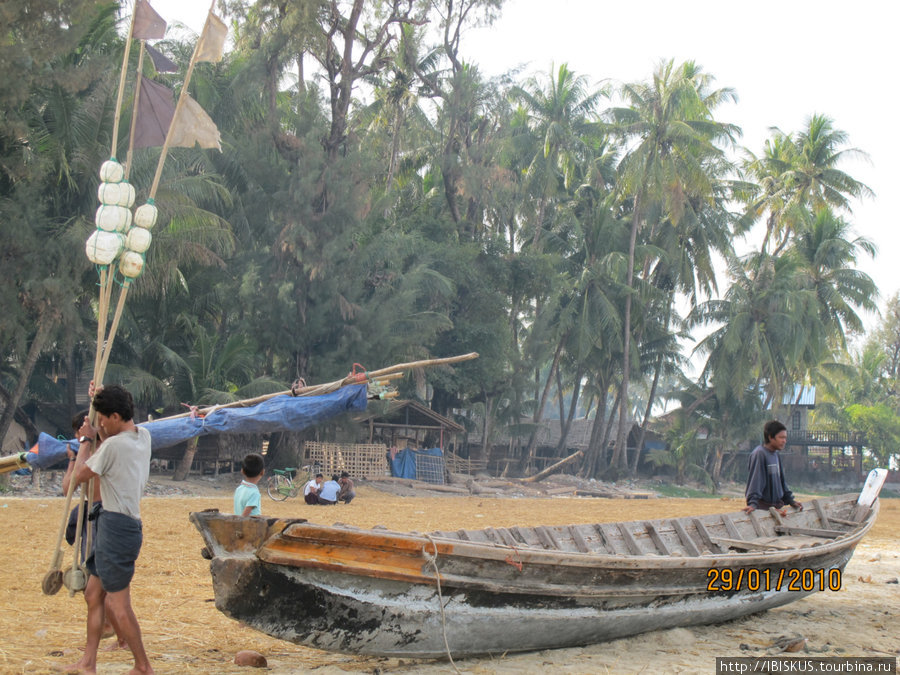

{"left": 317, "top": 474, "right": 341, "bottom": 505}
{"left": 304, "top": 473, "right": 323, "bottom": 505}
{"left": 234, "top": 453, "right": 265, "bottom": 517}
{"left": 337, "top": 471, "right": 356, "bottom": 504}
{"left": 742, "top": 420, "right": 803, "bottom": 514}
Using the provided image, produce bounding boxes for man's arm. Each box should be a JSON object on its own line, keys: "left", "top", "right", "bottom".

{"left": 72, "top": 418, "right": 100, "bottom": 485}
{"left": 742, "top": 450, "right": 766, "bottom": 512}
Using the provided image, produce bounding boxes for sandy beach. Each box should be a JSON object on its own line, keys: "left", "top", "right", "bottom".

{"left": 1, "top": 478, "right": 897, "bottom": 674}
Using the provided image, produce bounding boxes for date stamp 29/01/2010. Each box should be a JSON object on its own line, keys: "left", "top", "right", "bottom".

{"left": 706, "top": 567, "right": 842, "bottom": 593}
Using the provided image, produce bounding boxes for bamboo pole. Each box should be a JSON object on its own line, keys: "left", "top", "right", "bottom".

{"left": 95, "top": 281, "right": 132, "bottom": 382}
{"left": 124, "top": 42, "right": 147, "bottom": 181}
{"left": 0, "top": 453, "right": 29, "bottom": 475}
{"left": 159, "top": 352, "right": 479, "bottom": 421}
{"left": 148, "top": 0, "right": 217, "bottom": 200}
{"left": 109, "top": 5, "right": 137, "bottom": 160}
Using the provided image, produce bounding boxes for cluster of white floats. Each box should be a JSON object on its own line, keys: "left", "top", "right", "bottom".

{"left": 85, "top": 159, "right": 157, "bottom": 278}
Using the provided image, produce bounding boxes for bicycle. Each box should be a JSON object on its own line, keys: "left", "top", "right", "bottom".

{"left": 266, "top": 465, "right": 316, "bottom": 501}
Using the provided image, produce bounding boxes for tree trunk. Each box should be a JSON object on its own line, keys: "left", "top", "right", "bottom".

{"left": 613, "top": 197, "right": 643, "bottom": 471}
{"left": 521, "top": 338, "right": 565, "bottom": 470}
{"left": 555, "top": 367, "right": 584, "bottom": 456}
{"left": 632, "top": 350, "right": 663, "bottom": 476}
{"left": 173, "top": 437, "right": 199, "bottom": 482}
{"left": 0, "top": 312, "right": 54, "bottom": 450}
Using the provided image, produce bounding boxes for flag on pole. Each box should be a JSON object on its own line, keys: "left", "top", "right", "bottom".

{"left": 145, "top": 43, "right": 178, "bottom": 73}
{"left": 133, "top": 0, "right": 167, "bottom": 40}
{"left": 195, "top": 12, "right": 227, "bottom": 63}
{"left": 133, "top": 75, "right": 175, "bottom": 149}
{"left": 169, "top": 96, "right": 222, "bottom": 150}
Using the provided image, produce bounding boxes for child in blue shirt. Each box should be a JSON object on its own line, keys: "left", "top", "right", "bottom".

{"left": 234, "top": 453, "right": 265, "bottom": 516}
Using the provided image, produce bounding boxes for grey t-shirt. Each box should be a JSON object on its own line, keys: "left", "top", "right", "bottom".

{"left": 86, "top": 426, "right": 151, "bottom": 520}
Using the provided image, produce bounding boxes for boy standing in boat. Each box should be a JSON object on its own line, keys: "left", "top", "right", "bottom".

{"left": 234, "top": 453, "right": 265, "bottom": 516}
{"left": 67, "top": 384, "right": 153, "bottom": 675}
{"left": 743, "top": 420, "right": 803, "bottom": 514}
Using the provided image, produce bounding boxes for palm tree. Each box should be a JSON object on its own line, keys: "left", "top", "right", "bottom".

{"left": 690, "top": 251, "right": 818, "bottom": 409}
{"left": 740, "top": 115, "right": 873, "bottom": 255}
{"left": 606, "top": 59, "right": 738, "bottom": 472}
{"left": 790, "top": 206, "right": 877, "bottom": 347}
{"left": 510, "top": 63, "right": 605, "bottom": 249}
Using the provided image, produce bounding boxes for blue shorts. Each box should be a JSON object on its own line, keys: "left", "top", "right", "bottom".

{"left": 86, "top": 509, "right": 143, "bottom": 593}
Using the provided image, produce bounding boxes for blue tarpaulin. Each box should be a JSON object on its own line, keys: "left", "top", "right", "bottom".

{"left": 22, "top": 385, "right": 368, "bottom": 466}
{"left": 23, "top": 433, "right": 79, "bottom": 469}
{"left": 390, "top": 447, "right": 444, "bottom": 483}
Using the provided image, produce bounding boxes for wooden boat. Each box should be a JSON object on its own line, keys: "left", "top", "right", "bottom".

{"left": 189, "top": 469, "right": 887, "bottom": 659}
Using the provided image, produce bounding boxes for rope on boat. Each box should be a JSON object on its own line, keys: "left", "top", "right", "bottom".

{"left": 423, "top": 535, "right": 460, "bottom": 674}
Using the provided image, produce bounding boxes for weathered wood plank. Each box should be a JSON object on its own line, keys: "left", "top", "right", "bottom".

{"left": 536, "top": 526, "right": 563, "bottom": 550}
{"left": 484, "top": 528, "right": 503, "bottom": 544}
{"left": 495, "top": 527, "right": 520, "bottom": 548}
{"left": 826, "top": 516, "right": 857, "bottom": 527}
{"left": 672, "top": 519, "right": 702, "bottom": 557}
{"left": 692, "top": 519, "right": 726, "bottom": 554}
{"left": 768, "top": 507, "right": 786, "bottom": 526}
{"left": 713, "top": 537, "right": 781, "bottom": 552}
{"left": 721, "top": 514, "right": 743, "bottom": 540}
{"left": 456, "top": 529, "right": 470, "bottom": 541}
{"left": 513, "top": 526, "right": 540, "bottom": 547}
{"left": 596, "top": 523, "right": 621, "bottom": 555}
{"left": 747, "top": 510, "right": 766, "bottom": 537}
{"left": 568, "top": 525, "right": 592, "bottom": 553}
{"left": 812, "top": 499, "right": 831, "bottom": 529}
{"left": 774, "top": 525, "right": 844, "bottom": 539}
{"left": 618, "top": 523, "right": 644, "bottom": 555}
{"left": 534, "top": 526, "right": 558, "bottom": 550}
{"left": 644, "top": 522, "right": 672, "bottom": 556}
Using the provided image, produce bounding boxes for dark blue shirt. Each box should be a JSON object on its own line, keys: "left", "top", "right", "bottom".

{"left": 745, "top": 445, "right": 796, "bottom": 508}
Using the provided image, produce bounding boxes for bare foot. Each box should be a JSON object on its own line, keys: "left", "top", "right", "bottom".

{"left": 58, "top": 660, "right": 96, "bottom": 675}
{"left": 127, "top": 666, "right": 154, "bottom": 675}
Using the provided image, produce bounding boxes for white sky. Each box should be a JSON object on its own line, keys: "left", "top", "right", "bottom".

{"left": 150, "top": 0, "right": 896, "bottom": 332}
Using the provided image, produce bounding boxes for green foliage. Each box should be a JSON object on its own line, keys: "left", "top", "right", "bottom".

{"left": 0, "top": 0, "right": 882, "bottom": 486}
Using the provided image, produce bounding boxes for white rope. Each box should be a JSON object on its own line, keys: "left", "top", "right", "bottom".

{"left": 423, "top": 534, "right": 461, "bottom": 674}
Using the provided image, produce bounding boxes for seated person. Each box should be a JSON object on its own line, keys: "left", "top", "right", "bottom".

{"left": 317, "top": 475, "right": 341, "bottom": 505}
{"left": 338, "top": 471, "right": 356, "bottom": 504}
{"left": 304, "top": 473, "right": 323, "bottom": 505}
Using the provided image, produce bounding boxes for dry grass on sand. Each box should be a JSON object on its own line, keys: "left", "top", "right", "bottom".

{"left": 1, "top": 482, "right": 897, "bottom": 674}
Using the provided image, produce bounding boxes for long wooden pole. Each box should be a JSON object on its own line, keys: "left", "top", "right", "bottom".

{"left": 124, "top": 42, "right": 147, "bottom": 181}
{"left": 109, "top": 6, "right": 137, "bottom": 160}
{"left": 159, "top": 352, "right": 480, "bottom": 421}
{"left": 96, "top": 281, "right": 132, "bottom": 382}
{"left": 148, "top": 0, "right": 216, "bottom": 199}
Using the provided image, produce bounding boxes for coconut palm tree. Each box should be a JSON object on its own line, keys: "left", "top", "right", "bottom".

{"left": 606, "top": 59, "right": 738, "bottom": 471}
{"left": 790, "top": 206, "right": 877, "bottom": 347}
{"left": 510, "top": 63, "right": 606, "bottom": 249}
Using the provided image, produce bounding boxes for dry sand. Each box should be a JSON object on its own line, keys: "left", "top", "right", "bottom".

{"left": 1, "top": 480, "right": 897, "bottom": 674}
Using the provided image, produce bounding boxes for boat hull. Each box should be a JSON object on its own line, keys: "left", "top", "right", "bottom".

{"left": 191, "top": 493, "right": 875, "bottom": 658}
{"left": 208, "top": 551, "right": 852, "bottom": 658}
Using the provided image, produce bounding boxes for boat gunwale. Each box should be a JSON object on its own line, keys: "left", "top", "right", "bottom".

{"left": 193, "top": 494, "right": 877, "bottom": 571}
